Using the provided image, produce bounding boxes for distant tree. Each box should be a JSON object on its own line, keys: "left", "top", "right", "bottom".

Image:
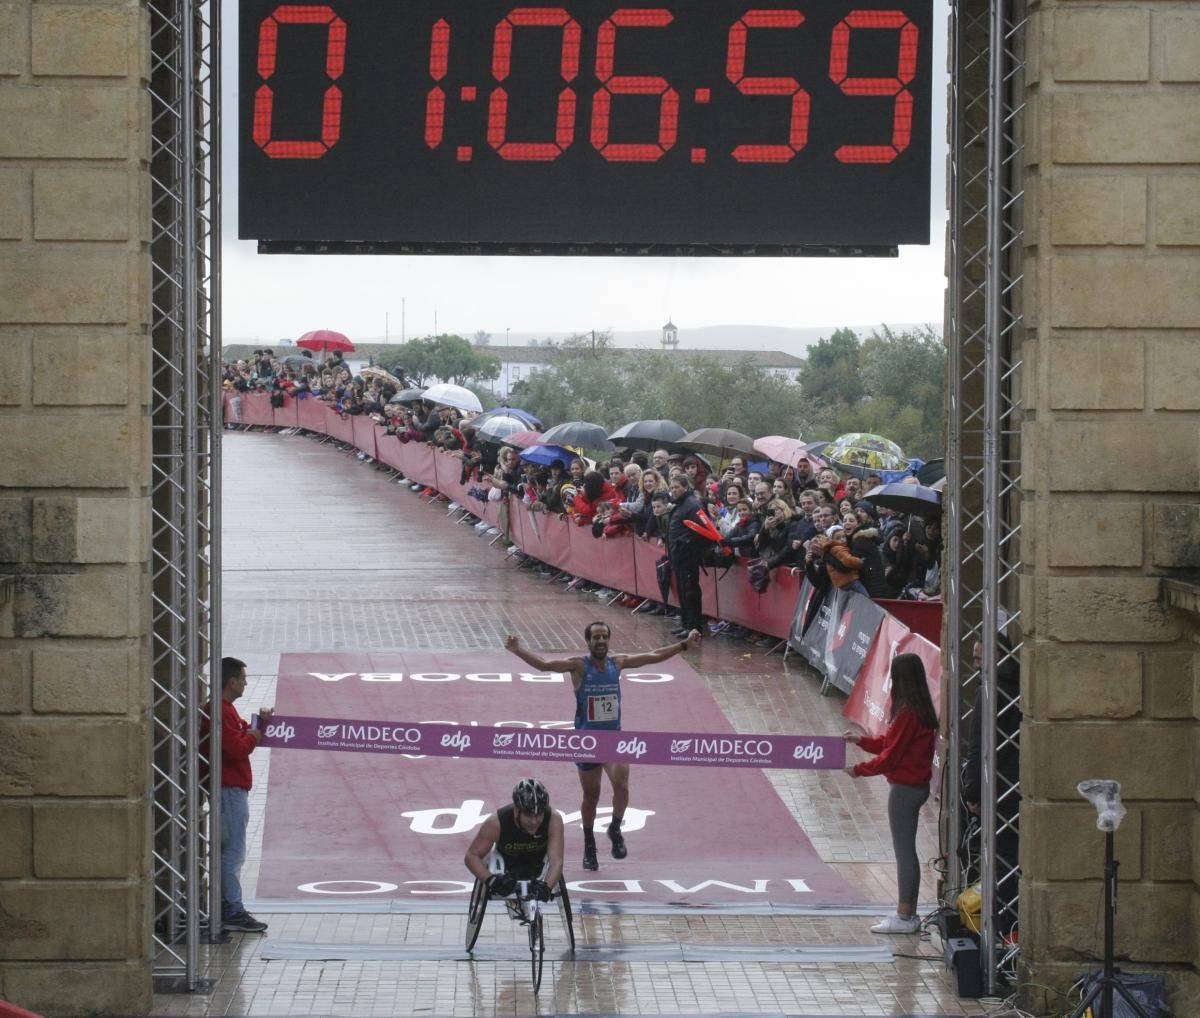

{"left": 559, "top": 329, "right": 612, "bottom": 358}
{"left": 376, "top": 334, "right": 500, "bottom": 386}
{"left": 473, "top": 330, "right": 492, "bottom": 346}
{"left": 799, "top": 327, "right": 863, "bottom": 405}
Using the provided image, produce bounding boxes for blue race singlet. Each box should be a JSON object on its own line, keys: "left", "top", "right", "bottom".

{"left": 574, "top": 654, "right": 622, "bottom": 731}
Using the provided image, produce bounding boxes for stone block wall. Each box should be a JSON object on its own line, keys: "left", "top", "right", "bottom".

{"left": 0, "top": 0, "right": 153, "bottom": 1011}
{"left": 1022, "top": 0, "right": 1200, "bottom": 1001}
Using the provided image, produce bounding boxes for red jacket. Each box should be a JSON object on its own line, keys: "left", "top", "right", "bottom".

{"left": 201, "top": 699, "right": 260, "bottom": 790}
{"left": 853, "top": 707, "right": 935, "bottom": 785}
{"left": 572, "top": 481, "right": 620, "bottom": 524}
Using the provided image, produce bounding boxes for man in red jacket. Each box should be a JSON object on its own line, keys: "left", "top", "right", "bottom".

{"left": 214, "top": 656, "right": 274, "bottom": 933}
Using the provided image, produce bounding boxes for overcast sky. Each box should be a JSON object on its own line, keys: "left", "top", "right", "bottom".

{"left": 220, "top": 0, "right": 949, "bottom": 344}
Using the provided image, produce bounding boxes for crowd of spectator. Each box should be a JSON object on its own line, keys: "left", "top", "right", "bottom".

{"left": 223, "top": 357, "right": 943, "bottom": 647}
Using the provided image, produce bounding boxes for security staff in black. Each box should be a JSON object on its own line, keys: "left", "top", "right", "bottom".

{"left": 465, "top": 778, "right": 565, "bottom": 900}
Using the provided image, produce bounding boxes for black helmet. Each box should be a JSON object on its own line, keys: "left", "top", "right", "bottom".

{"left": 512, "top": 778, "right": 550, "bottom": 815}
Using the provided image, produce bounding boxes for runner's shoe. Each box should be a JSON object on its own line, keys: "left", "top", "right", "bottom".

{"left": 607, "top": 819, "right": 627, "bottom": 860}
{"left": 582, "top": 837, "right": 599, "bottom": 871}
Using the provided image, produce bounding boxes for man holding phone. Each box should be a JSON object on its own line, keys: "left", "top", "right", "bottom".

{"left": 208, "top": 656, "right": 274, "bottom": 933}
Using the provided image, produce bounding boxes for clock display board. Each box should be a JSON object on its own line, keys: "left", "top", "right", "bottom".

{"left": 239, "top": 0, "right": 933, "bottom": 255}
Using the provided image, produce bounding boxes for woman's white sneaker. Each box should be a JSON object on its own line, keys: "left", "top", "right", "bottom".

{"left": 870, "top": 913, "right": 921, "bottom": 934}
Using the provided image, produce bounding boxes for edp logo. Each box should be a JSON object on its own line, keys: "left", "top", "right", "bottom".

{"left": 792, "top": 742, "right": 825, "bottom": 763}
{"left": 441, "top": 730, "right": 471, "bottom": 752}
{"left": 616, "top": 738, "right": 648, "bottom": 759}
{"left": 266, "top": 722, "right": 296, "bottom": 743}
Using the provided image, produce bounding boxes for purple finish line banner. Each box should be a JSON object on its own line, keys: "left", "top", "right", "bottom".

{"left": 258, "top": 715, "right": 846, "bottom": 770}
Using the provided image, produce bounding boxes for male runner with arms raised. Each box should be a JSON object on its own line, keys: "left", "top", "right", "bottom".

{"left": 505, "top": 623, "right": 701, "bottom": 870}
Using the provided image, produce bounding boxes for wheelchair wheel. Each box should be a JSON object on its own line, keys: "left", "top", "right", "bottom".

{"left": 557, "top": 875, "right": 576, "bottom": 953}
{"left": 466, "top": 877, "right": 489, "bottom": 952}
{"left": 529, "top": 910, "right": 544, "bottom": 992}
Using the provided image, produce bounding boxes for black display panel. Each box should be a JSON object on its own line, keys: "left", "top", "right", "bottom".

{"left": 239, "top": 0, "right": 932, "bottom": 255}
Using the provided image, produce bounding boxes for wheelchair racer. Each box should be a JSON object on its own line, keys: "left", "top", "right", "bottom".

{"left": 465, "top": 778, "right": 564, "bottom": 904}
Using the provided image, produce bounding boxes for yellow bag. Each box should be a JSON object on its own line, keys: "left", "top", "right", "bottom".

{"left": 956, "top": 883, "right": 982, "bottom": 934}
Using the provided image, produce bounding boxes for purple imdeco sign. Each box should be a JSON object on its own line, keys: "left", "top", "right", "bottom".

{"left": 258, "top": 715, "right": 845, "bottom": 770}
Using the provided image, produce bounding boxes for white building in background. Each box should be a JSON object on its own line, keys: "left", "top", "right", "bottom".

{"left": 489, "top": 343, "right": 804, "bottom": 399}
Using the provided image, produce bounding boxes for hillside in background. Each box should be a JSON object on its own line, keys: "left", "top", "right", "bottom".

{"left": 223, "top": 322, "right": 931, "bottom": 360}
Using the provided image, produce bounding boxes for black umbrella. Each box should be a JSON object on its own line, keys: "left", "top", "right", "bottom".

{"left": 679, "top": 427, "right": 755, "bottom": 457}
{"left": 389, "top": 388, "right": 427, "bottom": 404}
{"left": 283, "top": 353, "right": 318, "bottom": 369}
{"left": 864, "top": 483, "right": 943, "bottom": 519}
{"left": 540, "top": 421, "right": 616, "bottom": 452}
{"left": 607, "top": 419, "right": 688, "bottom": 451}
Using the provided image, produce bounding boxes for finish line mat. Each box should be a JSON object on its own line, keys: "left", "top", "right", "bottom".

{"left": 257, "top": 652, "right": 864, "bottom": 906}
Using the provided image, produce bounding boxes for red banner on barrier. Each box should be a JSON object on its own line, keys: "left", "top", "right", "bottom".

{"left": 324, "top": 407, "right": 355, "bottom": 444}
{"left": 352, "top": 415, "right": 377, "bottom": 459}
{"left": 242, "top": 392, "right": 275, "bottom": 426}
{"left": 296, "top": 395, "right": 329, "bottom": 433}
{"left": 631, "top": 535, "right": 673, "bottom": 606}
{"left": 565, "top": 525, "right": 638, "bottom": 596}
{"left": 877, "top": 598, "right": 943, "bottom": 645}
{"left": 273, "top": 397, "right": 299, "bottom": 429}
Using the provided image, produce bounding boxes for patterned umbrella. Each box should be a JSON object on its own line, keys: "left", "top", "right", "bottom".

{"left": 825, "top": 432, "right": 907, "bottom": 472}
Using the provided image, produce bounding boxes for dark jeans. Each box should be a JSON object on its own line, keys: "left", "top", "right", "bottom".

{"left": 672, "top": 551, "right": 703, "bottom": 631}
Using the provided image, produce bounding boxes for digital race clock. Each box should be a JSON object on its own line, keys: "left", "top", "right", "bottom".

{"left": 238, "top": 0, "right": 932, "bottom": 255}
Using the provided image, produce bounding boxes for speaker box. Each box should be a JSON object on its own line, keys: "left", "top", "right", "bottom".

{"left": 944, "top": 937, "right": 983, "bottom": 998}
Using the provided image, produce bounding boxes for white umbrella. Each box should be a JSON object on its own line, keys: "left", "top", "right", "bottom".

{"left": 423, "top": 382, "right": 482, "bottom": 413}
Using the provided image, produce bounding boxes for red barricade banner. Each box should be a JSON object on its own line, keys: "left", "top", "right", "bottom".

{"left": 273, "top": 396, "right": 299, "bottom": 428}
{"left": 352, "top": 415, "right": 377, "bottom": 459}
{"left": 242, "top": 391, "right": 275, "bottom": 426}
{"left": 876, "top": 598, "right": 943, "bottom": 645}
{"left": 526, "top": 507, "right": 574, "bottom": 569}
{"left": 712, "top": 560, "right": 800, "bottom": 638}
{"left": 324, "top": 407, "right": 355, "bottom": 444}
{"left": 631, "top": 535, "right": 673, "bottom": 605}
{"left": 564, "top": 524, "right": 639, "bottom": 595}
{"left": 297, "top": 396, "right": 329, "bottom": 433}
{"left": 397, "top": 441, "right": 438, "bottom": 487}
{"left": 374, "top": 430, "right": 405, "bottom": 471}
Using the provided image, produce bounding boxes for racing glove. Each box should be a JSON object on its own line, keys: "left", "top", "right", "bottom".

{"left": 487, "top": 873, "right": 516, "bottom": 897}
{"left": 529, "top": 879, "right": 553, "bottom": 902}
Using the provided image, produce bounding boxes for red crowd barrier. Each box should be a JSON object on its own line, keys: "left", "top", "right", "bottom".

{"left": 226, "top": 392, "right": 943, "bottom": 730}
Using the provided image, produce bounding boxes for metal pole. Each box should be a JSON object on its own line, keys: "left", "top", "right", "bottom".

{"left": 207, "top": 0, "right": 224, "bottom": 938}
{"left": 180, "top": 0, "right": 201, "bottom": 985}
{"left": 944, "top": 0, "right": 966, "bottom": 903}
{"left": 980, "top": 0, "right": 1007, "bottom": 988}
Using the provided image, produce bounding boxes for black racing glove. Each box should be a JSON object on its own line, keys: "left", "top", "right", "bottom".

{"left": 487, "top": 873, "right": 516, "bottom": 897}
{"left": 529, "top": 879, "right": 553, "bottom": 902}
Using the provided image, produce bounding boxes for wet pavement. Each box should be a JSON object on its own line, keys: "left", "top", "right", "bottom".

{"left": 150, "top": 429, "right": 992, "bottom": 1017}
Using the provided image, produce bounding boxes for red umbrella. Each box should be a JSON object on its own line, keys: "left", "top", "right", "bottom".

{"left": 500, "top": 430, "right": 545, "bottom": 449}
{"left": 296, "top": 329, "right": 355, "bottom": 354}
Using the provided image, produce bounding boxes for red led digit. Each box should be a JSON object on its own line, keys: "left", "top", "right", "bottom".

{"left": 487, "top": 8, "right": 581, "bottom": 161}
{"left": 725, "top": 10, "right": 809, "bottom": 163}
{"left": 253, "top": 4, "right": 346, "bottom": 159}
{"left": 590, "top": 9, "right": 678, "bottom": 163}
{"left": 425, "top": 19, "right": 450, "bottom": 149}
{"left": 829, "top": 11, "right": 918, "bottom": 163}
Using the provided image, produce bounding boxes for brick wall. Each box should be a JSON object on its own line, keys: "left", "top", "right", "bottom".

{"left": 0, "top": 0, "right": 153, "bottom": 1011}
{"left": 1022, "top": 0, "right": 1200, "bottom": 1002}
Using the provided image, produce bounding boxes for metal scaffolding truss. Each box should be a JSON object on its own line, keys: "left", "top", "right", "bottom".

{"left": 147, "top": 0, "right": 222, "bottom": 989}
{"left": 945, "top": 0, "right": 1026, "bottom": 995}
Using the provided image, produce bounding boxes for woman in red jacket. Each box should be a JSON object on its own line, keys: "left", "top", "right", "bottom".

{"left": 844, "top": 652, "right": 938, "bottom": 934}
